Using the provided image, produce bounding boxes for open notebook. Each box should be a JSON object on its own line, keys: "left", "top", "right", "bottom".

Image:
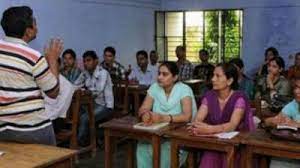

{"left": 277, "top": 125, "right": 298, "bottom": 131}
{"left": 133, "top": 122, "right": 169, "bottom": 131}
{"left": 194, "top": 131, "right": 239, "bottom": 139}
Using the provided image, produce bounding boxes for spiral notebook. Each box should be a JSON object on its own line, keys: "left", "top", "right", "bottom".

{"left": 133, "top": 122, "right": 169, "bottom": 131}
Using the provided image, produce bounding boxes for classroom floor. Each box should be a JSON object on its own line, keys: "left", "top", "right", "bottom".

{"left": 76, "top": 142, "right": 127, "bottom": 168}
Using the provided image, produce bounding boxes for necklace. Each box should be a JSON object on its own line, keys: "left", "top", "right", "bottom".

{"left": 218, "top": 90, "right": 233, "bottom": 104}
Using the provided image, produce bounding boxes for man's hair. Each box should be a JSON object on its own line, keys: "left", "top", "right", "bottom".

{"left": 103, "top": 46, "right": 116, "bottom": 56}
{"left": 62, "top": 49, "right": 76, "bottom": 59}
{"left": 83, "top": 50, "right": 98, "bottom": 60}
{"left": 199, "top": 49, "right": 209, "bottom": 56}
{"left": 136, "top": 50, "right": 148, "bottom": 59}
{"left": 1, "top": 6, "right": 34, "bottom": 38}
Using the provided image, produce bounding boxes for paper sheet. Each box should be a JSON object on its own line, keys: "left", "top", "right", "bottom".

{"left": 215, "top": 131, "right": 239, "bottom": 139}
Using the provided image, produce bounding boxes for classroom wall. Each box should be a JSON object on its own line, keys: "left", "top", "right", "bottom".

{"left": 161, "top": 0, "right": 300, "bottom": 75}
{"left": 0, "top": 0, "right": 161, "bottom": 67}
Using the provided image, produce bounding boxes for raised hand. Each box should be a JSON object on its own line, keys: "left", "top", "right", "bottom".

{"left": 44, "top": 38, "right": 63, "bottom": 64}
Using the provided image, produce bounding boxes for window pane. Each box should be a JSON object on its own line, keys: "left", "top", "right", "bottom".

{"left": 165, "top": 12, "right": 183, "bottom": 61}
{"left": 223, "top": 10, "right": 242, "bottom": 61}
{"left": 185, "top": 11, "right": 204, "bottom": 63}
{"left": 167, "top": 37, "right": 183, "bottom": 61}
{"left": 156, "top": 12, "right": 165, "bottom": 37}
{"left": 156, "top": 37, "right": 165, "bottom": 61}
{"left": 204, "top": 11, "right": 219, "bottom": 63}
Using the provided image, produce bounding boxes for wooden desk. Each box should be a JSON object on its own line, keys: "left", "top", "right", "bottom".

{"left": 0, "top": 142, "right": 77, "bottom": 168}
{"left": 166, "top": 126, "right": 244, "bottom": 168}
{"left": 102, "top": 116, "right": 182, "bottom": 168}
{"left": 127, "top": 85, "right": 148, "bottom": 115}
{"left": 241, "top": 129, "right": 300, "bottom": 168}
{"left": 56, "top": 90, "right": 96, "bottom": 156}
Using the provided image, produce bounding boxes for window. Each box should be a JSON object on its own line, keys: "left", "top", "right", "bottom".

{"left": 155, "top": 10, "right": 243, "bottom": 63}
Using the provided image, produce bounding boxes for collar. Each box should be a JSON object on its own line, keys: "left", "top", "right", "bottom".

{"left": 83, "top": 65, "right": 102, "bottom": 78}
{"left": 3, "top": 36, "right": 28, "bottom": 46}
{"left": 138, "top": 65, "right": 151, "bottom": 73}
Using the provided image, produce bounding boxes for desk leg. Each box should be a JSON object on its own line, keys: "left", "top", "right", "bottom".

{"left": 245, "top": 146, "right": 253, "bottom": 168}
{"left": 133, "top": 92, "right": 139, "bottom": 117}
{"left": 127, "top": 140, "right": 134, "bottom": 168}
{"left": 105, "top": 129, "right": 113, "bottom": 168}
{"left": 170, "top": 139, "right": 179, "bottom": 168}
{"left": 152, "top": 135, "right": 161, "bottom": 168}
{"left": 226, "top": 147, "right": 235, "bottom": 168}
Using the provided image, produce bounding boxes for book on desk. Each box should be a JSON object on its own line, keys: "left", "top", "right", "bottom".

{"left": 133, "top": 122, "right": 169, "bottom": 131}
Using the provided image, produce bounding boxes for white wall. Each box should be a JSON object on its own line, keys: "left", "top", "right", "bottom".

{"left": 161, "top": 0, "right": 300, "bottom": 76}
{"left": 0, "top": 0, "right": 161, "bottom": 67}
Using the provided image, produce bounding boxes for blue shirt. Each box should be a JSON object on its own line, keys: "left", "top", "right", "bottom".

{"left": 282, "top": 99, "right": 300, "bottom": 122}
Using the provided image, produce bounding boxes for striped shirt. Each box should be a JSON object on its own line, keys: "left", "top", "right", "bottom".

{"left": 0, "top": 37, "right": 58, "bottom": 132}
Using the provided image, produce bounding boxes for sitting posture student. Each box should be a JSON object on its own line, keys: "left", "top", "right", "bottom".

{"left": 128, "top": 50, "right": 156, "bottom": 85}
{"left": 74, "top": 50, "right": 113, "bottom": 145}
{"left": 100, "top": 46, "right": 126, "bottom": 81}
{"left": 0, "top": 6, "right": 62, "bottom": 145}
{"left": 264, "top": 77, "right": 300, "bottom": 168}
{"left": 287, "top": 52, "right": 300, "bottom": 82}
{"left": 137, "top": 61, "right": 197, "bottom": 168}
{"left": 255, "top": 56, "right": 292, "bottom": 107}
{"left": 61, "top": 49, "right": 81, "bottom": 83}
{"left": 188, "top": 63, "right": 255, "bottom": 168}
{"left": 175, "top": 45, "right": 193, "bottom": 80}
{"left": 229, "top": 58, "right": 255, "bottom": 99}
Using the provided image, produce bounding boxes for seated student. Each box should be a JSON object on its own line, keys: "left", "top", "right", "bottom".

{"left": 100, "top": 46, "right": 126, "bottom": 81}
{"left": 193, "top": 49, "right": 215, "bottom": 95}
{"left": 43, "top": 58, "right": 76, "bottom": 121}
{"left": 257, "top": 47, "right": 279, "bottom": 77}
{"left": 255, "top": 56, "right": 292, "bottom": 107}
{"left": 287, "top": 52, "right": 300, "bottom": 81}
{"left": 175, "top": 45, "right": 193, "bottom": 81}
{"left": 149, "top": 50, "right": 159, "bottom": 73}
{"left": 61, "top": 49, "right": 81, "bottom": 83}
{"left": 193, "top": 49, "right": 215, "bottom": 81}
{"left": 229, "top": 58, "right": 255, "bottom": 99}
{"left": 74, "top": 50, "right": 113, "bottom": 145}
{"left": 137, "top": 61, "right": 197, "bottom": 168}
{"left": 188, "top": 63, "right": 255, "bottom": 168}
{"left": 128, "top": 50, "right": 156, "bottom": 85}
{"left": 264, "top": 77, "right": 300, "bottom": 168}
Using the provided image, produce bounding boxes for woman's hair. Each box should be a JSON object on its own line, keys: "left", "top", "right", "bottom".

{"left": 264, "top": 47, "right": 279, "bottom": 58}
{"left": 216, "top": 62, "right": 239, "bottom": 90}
{"left": 159, "top": 61, "right": 179, "bottom": 76}
{"left": 229, "top": 58, "right": 244, "bottom": 69}
{"left": 269, "top": 56, "right": 285, "bottom": 70}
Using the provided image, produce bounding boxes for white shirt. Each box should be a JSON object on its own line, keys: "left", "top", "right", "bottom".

{"left": 129, "top": 65, "right": 156, "bottom": 85}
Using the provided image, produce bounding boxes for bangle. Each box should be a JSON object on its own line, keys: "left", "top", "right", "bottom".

{"left": 169, "top": 114, "right": 173, "bottom": 123}
{"left": 139, "top": 110, "right": 149, "bottom": 117}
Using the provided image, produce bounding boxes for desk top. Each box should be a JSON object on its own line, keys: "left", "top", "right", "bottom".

{"left": 0, "top": 142, "right": 77, "bottom": 168}
{"left": 101, "top": 116, "right": 185, "bottom": 136}
{"left": 241, "top": 129, "right": 300, "bottom": 152}
{"left": 165, "top": 126, "right": 246, "bottom": 145}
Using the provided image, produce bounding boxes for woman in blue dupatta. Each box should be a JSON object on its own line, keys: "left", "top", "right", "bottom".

{"left": 136, "top": 61, "right": 197, "bottom": 168}
{"left": 188, "top": 63, "right": 255, "bottom": 168}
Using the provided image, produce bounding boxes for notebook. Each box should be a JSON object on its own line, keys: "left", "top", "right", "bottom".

{"left": 277, "top": 125, "right": 298, "bottom": 131}
{"left": 133, "top": 122, "right": 169, "bottom": 131}
{"left": 194, "top": 131, "right": 239, "bottom": 139}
